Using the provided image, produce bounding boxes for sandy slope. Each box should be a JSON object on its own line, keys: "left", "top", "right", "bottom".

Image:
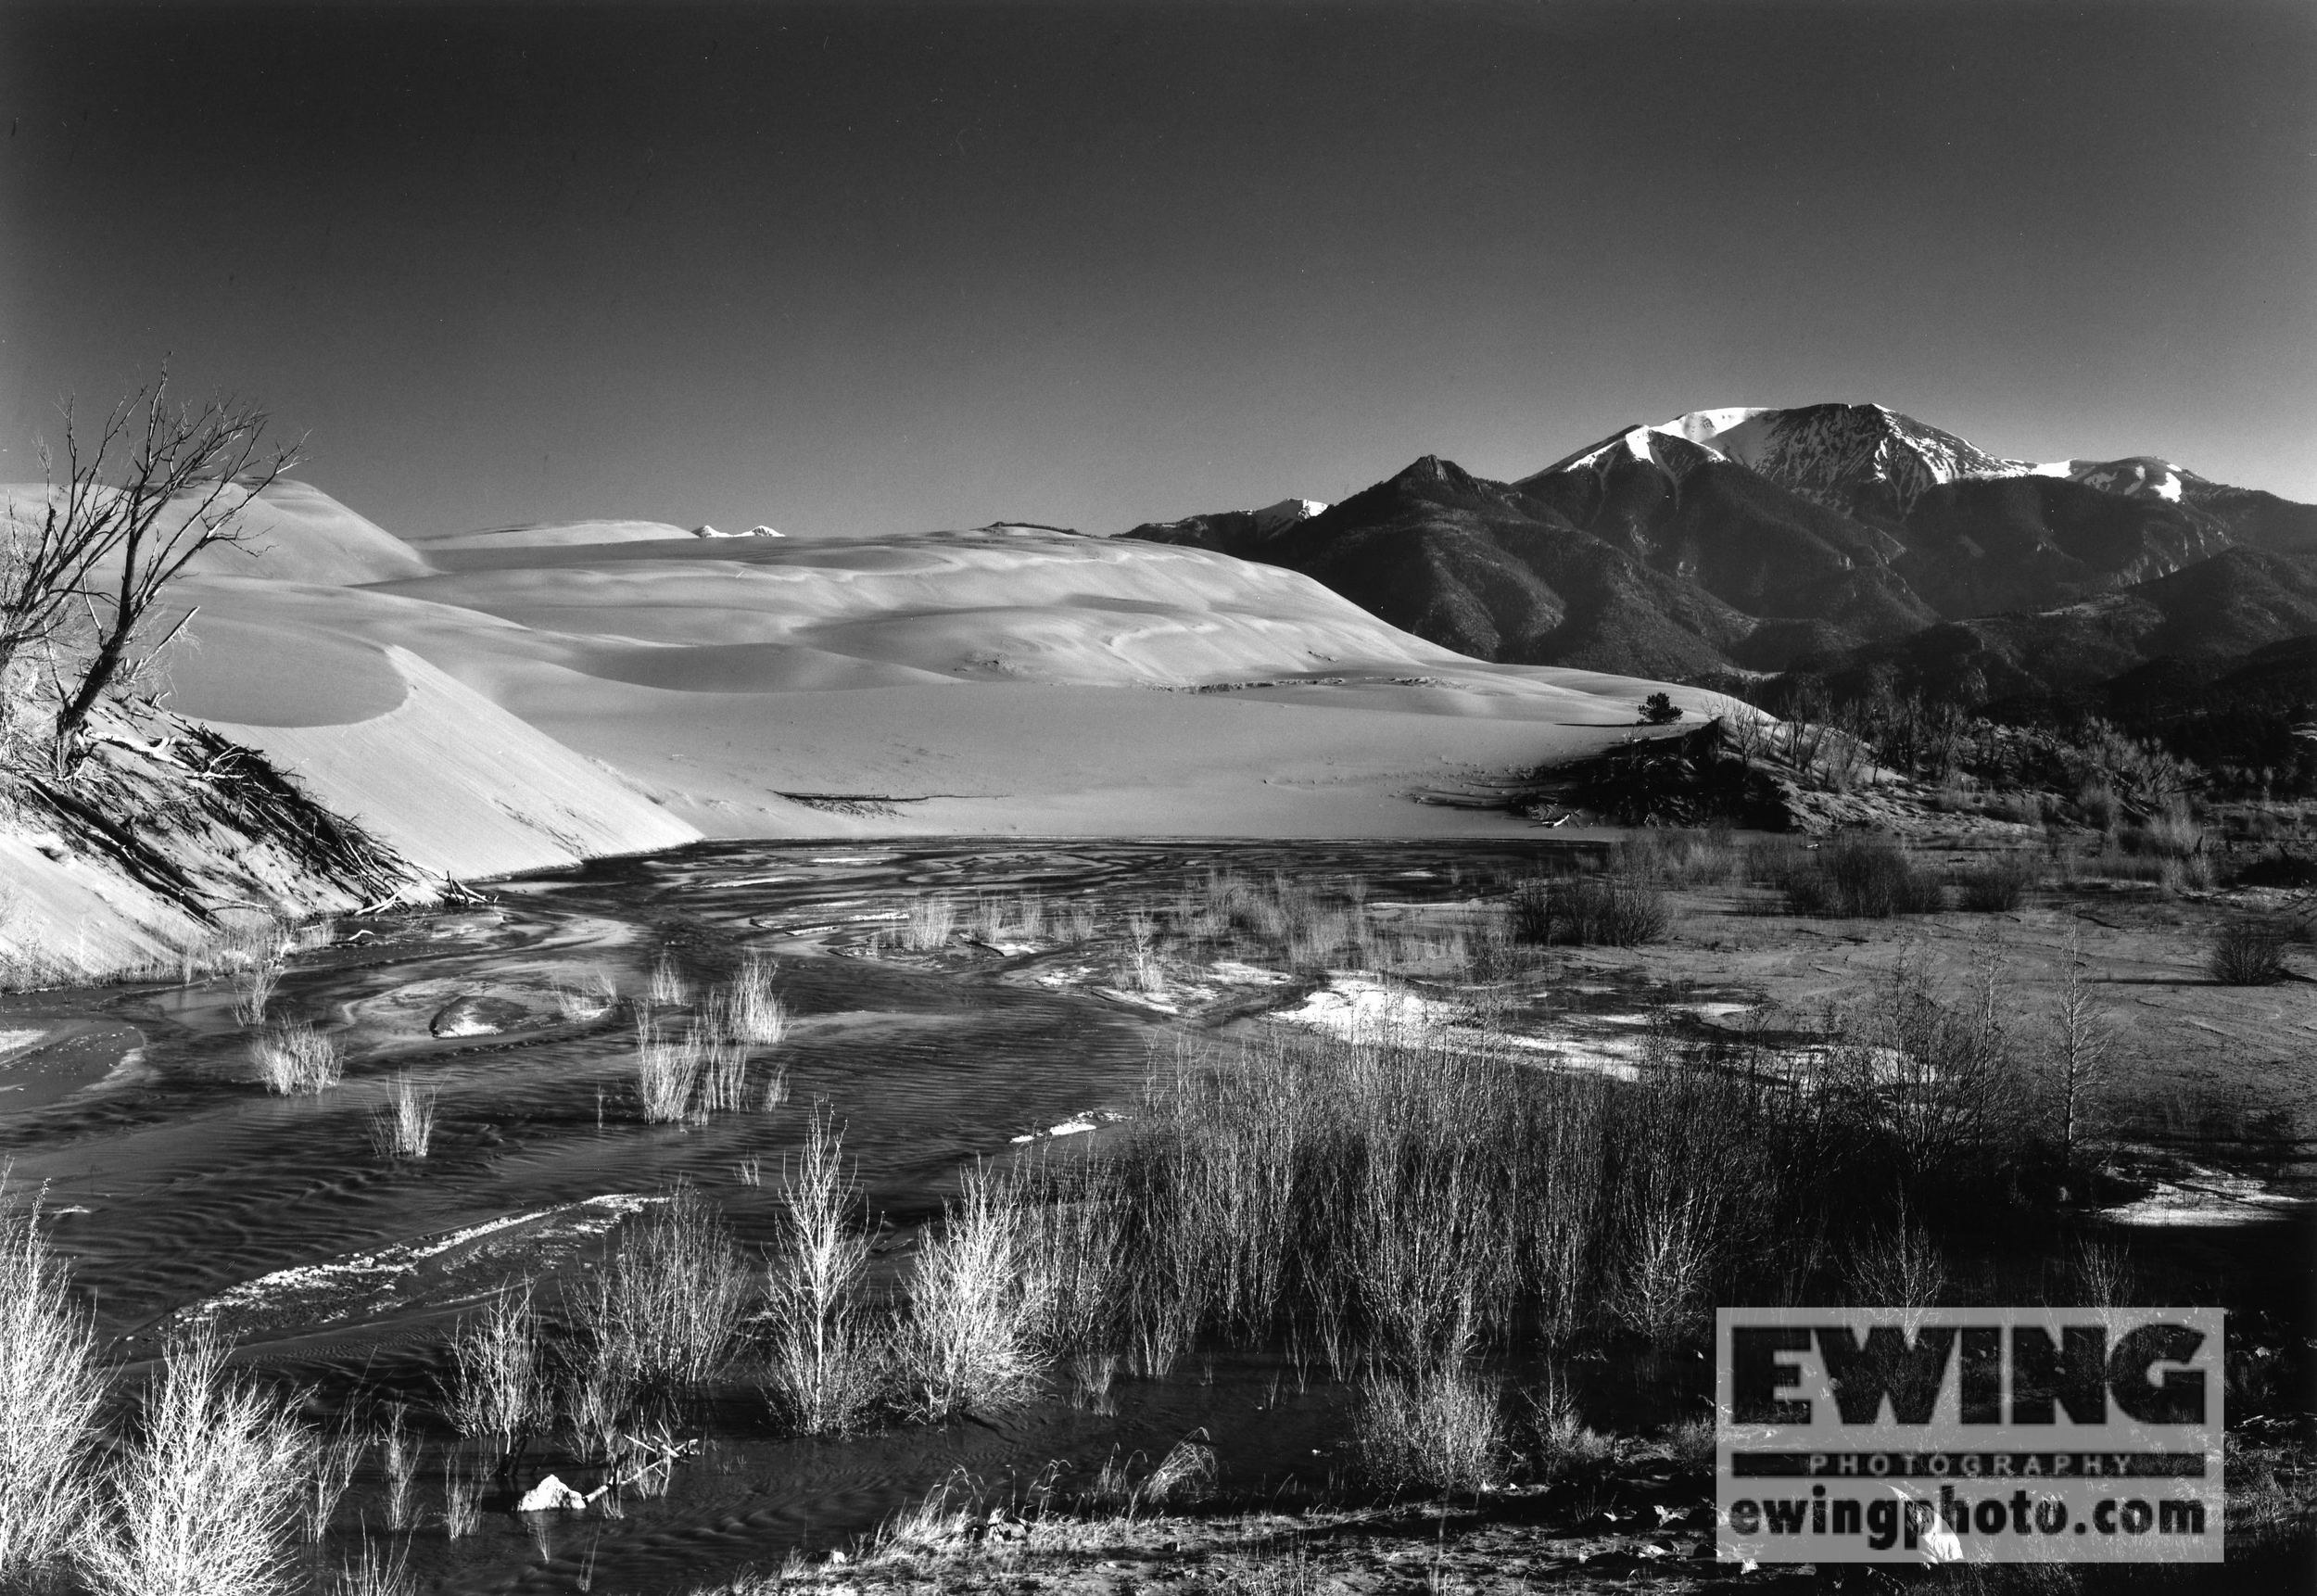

{"left": 12, "top": 481, "right": 1734, "bottom": 866}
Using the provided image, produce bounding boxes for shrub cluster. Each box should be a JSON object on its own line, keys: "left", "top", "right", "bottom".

{"left": 1775, "top": 835, "right": 1945, "bottom": 917}
{"left": 1507, "top": 875, "right": 1668, "bottom": 946}
{"left": 2210, "top": 918, "right": 2293, "bottom": 986}
{"left": 1954, "top": 854, "right": 2037, "bottom": 912}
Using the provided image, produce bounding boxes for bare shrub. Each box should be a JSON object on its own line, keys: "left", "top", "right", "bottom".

{"left": 560, "top": 1351, "right": 629, "bottom": 1467}
{"left": 1003, "top": 1024, "right": 1844, "bottom": 1388}
{"left": 0, "top": 1182, "right": 105, "bottom": 1586}
{"left": 2045, "top": 923, "right": 2111, "bottom": 1169}
{"left": 1604, "top": 1046, "right": 1771, "bottom": 1346}
{"left": 378, "top": 1402, "right": 417, "bottom": 1531}
{"left": 2210, "top": 918, "right": 2290, "bottom": 985}
{"left": 1020, "top": 1161, "right": 1127, "bottom": 1356}
{"left": 1521, "top": 1365, "right": 1612, "bottom": 1479}
{"left": 1822, "top": 955, "right": 2013, "bottom": 1186}
{"left": 1111, "top": 936, "right": 1165, "bottom": 994}
{"left": 2070, "top": 1235, "right": 2136, "bottom": 1309}
{"left": 441, "top": 1452, "right": 483, "bottom": 1539}
{"left": 634, "top": 1012, "right": 703, "bottom": 1123}
{"left": 447, "top": 1284, "right": 543, "bottom": 1463}
{"left": 577, "top": 1187, "right": 753, "bottom": 1396}
{"left": 1955, "top": 854, "right": 2036, "bottom": 912}
{"left": 81, "top": 1330, "right": 310, "bottom": 1596}
{"left": 250, "top": 1020, "right": 341, "bottom": 1095}
{"left": 1355, "top": 1359, "right": 1502, "bottom": 1494}
{"left": 305, "top": 1415, "right": 363, "bottom": 1545}
{"left": 903, "top": 893, "right": 956, "bottom": 952}
{"left": 764, "top": 1112, "right": 881, "bottom": 1436}
{"left": 901, "top": 1161, "right": 1047, "bottom": 1421}
{"left": 1842, "top": 1198, "right": 1948, "bottom": 1317}
{"left": 366, "top": 1073, "right": 437, "bottom": 1161}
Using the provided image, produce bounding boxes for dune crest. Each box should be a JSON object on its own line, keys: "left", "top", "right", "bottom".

{"left": 152, "top": 492, "right": 1733, "bottom": 846}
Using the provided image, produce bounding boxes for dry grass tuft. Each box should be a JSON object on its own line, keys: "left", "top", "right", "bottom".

{"left": 634, "top": 1011, "right": 705, "bottom": 1123}
{"left": 715, "top": 953, "right": 787, "bottom": 1045}
{"left": 1355, "top": 1359, "right": 1503, "bottom": 1494}
{"left": 1142, "top": 1434, "right": 1218, "bottom": 1504}
{"left": 552, "top": 970, "right": 619, "bottom": 1024}
{"left": 366, "top": 1073, "right": 437, "bottom": 1161}
{"left": 904, "top": 894, "right": 957, "bottom": 952}
{"left": 331, "top": 1534, "right": 416, "bottom": 1596}
{"left": 647, "top": 949, "right": 690, "bottom": 1006}
{"left": 250, "top": 1020, "right": 342, "bottom": 1095}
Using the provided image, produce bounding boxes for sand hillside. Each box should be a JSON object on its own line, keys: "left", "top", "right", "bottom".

{"left": 6, "top": 481, "right": 1737, "bottom": 874}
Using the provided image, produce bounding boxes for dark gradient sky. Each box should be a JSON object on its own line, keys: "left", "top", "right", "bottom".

{"left": 3, "top": 1, "right": 2311, "bottom": 538}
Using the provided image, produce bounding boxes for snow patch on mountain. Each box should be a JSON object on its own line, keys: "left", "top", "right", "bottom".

{"left": 2028, "top": 457, "right": 2185, "bottom": 503}
{"left": 1251, "top": 497, "right": 1329, "bottom": 536}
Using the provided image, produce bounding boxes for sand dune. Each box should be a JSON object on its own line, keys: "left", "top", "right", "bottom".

{"left": 25, "top": 482, "right": 1736, "bottom": 863}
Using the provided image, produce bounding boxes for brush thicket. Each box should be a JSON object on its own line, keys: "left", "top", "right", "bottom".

{"left": 0, "top": 1182, "right": 106, "bottom": 1587}
{"left": 576, "top": 1187, "right": 753, "bottom": 1398}
{"left": 80, "top": 1331, "right": 310, "bottom": 1596}
{"left": 901, "top": 1160, "right": 1049, "bottom": 1420}
{"left": 446, "top": 1285, "right": 542, "bottom": 1464}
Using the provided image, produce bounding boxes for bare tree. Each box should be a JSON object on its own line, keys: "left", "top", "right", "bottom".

{"left": 6, "top": 372, "right": 298, "bottom": 766}
{"left": 2045, "top": 920, "right": 2111, "bottom": 1172}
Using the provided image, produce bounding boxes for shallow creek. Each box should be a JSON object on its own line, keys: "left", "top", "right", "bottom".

{"left": 0, "top": 839, "right": 2306, "bottom": 1594}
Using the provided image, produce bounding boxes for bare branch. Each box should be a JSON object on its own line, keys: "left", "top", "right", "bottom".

{"left": 12, "top": 368, "right": 302, "bottom": 766}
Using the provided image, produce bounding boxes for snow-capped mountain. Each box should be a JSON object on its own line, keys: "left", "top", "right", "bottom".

{"left": 2030, "top": 456, "right": 2184, "bottom": 503}
{"left": 1249, "top": 497, "right": 1330, "bottom": 537}
{"left": 1540, "top": 402, "right": 2037, "bottom": 515}
{"left": 1127, "top": 495, "right": 1329, "bottom": 550}
{"left": 1124, "top": 399, "right": 2317, "bottom": 697}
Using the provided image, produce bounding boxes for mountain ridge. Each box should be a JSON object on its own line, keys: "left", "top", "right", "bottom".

{"left": 1122, "top": 399, "right": 2317, "bottom": 715}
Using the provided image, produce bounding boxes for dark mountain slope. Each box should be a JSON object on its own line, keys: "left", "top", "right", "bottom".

{"left": 1518, "top": 442, "right": 1931, "bottom": 639}
{"left": 1844, "top": 548, "right": 2317, "bottom": 700}
{"left": 2182, "top": 476, "right": 2317, "bottom": 556}
{"left": 1892, "top": 476, "right": 2230, "bottom": 618}
{"left": 1132, "top": 455, "right": 1754, "bottom": 676}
